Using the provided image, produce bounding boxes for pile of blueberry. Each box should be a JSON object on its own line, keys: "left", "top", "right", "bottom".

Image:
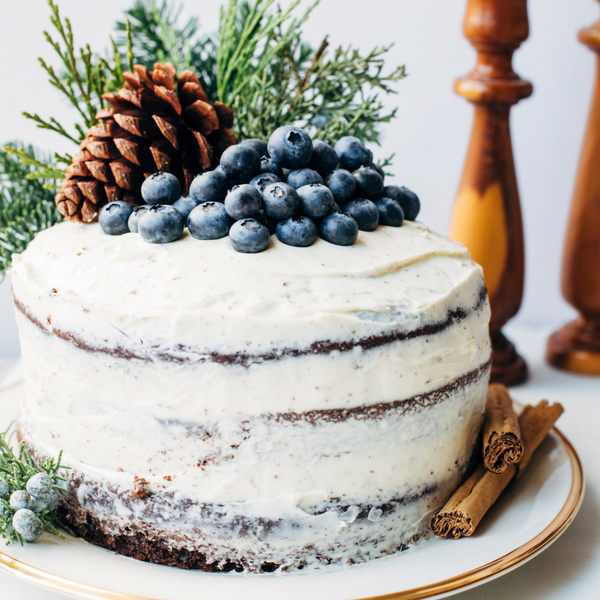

{"left": 0, "top": 473, "right": 58, "bottom": 542}
{"left": 99, "top": 126, "right": 421, "bottom": 253}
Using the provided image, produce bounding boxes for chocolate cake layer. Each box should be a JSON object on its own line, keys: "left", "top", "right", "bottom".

{"left": 14, "top": 284, "right": 487, "bottom": 366}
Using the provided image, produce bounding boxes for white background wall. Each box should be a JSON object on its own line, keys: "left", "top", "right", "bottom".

{"left": 0, "top": 0, "right": 597, "bottom": 358}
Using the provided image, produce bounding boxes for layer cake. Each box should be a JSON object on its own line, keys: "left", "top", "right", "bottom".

{"left": 11, "top": 219, "right": 491, "bottom": 571}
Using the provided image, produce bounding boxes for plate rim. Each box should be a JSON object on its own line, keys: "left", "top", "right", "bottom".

{"left": 0, "top": 381, "right": 585, "bottom": 600}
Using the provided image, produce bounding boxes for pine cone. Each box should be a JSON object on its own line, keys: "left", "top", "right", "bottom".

{"left": 56, "top": 63, "right": 237, "bottom": 222}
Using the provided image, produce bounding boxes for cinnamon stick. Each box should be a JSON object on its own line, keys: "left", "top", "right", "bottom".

{"left": 483, "top": 384, "right": 524, "bottom": 474}
{"left": 430, "top": 399, "right": 564, "bottom": 539}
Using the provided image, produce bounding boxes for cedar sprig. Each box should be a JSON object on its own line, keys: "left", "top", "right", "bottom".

{"left": 0, "top": 144, "right": 63, "bottom": 279}
{"left": 24, "top": 0, "right": 133, "bottom": 145}
{"left": 0, "top": 424, "right": 70, "bottom": 545}
{"left": 115, "top": 0, "right": 218, "bottom": 99}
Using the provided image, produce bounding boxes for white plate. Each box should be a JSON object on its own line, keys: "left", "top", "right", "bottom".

{"left": 0, "top": 382, "right": 584, "bottom": 600}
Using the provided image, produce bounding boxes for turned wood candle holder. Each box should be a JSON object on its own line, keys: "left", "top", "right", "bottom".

{"left": 449, "top": 0, "right": 532, "bottom": 386}
{"left": 546, "top": 4, "right": 600, "bottom": 376}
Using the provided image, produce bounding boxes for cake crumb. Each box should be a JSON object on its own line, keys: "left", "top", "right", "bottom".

{"left": 133, "top": 476, "right": 149, "bottom": 499}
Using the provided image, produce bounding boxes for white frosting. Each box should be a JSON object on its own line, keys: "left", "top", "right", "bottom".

{"left": 12, "top": 220, "right": 491, "bottom": 570}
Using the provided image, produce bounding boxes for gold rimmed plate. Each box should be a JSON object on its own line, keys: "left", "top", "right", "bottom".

{"left": 0, "top": 382, "right": 584, "bottom": 600}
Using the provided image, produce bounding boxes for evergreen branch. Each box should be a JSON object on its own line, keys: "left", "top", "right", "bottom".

{"left": 0, "top": 423, "right": 69, "bottom": 545}
{"left": 126, "top": 19, "right": 135, "bottom": 71}
{"left": 22, "top": 112, "right": 80, "bottom": 145}
{"left": 2, "top": 147, "right": 66, "bottom": 180}
{"left": 0, "top": 144, "right": 62, "bottom": 279}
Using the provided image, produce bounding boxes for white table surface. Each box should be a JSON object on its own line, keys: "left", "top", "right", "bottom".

{"left": 0, "top": 323, "right": 598, "bottom": 600}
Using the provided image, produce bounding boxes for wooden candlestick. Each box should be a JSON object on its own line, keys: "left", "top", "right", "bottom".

{"left": 546, "top": 5, "right": 600, "bottom": 376}
{"left": 449, "top": 0, "right": 532, "bottom": 386}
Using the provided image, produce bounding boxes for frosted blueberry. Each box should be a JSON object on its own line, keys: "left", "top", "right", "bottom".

{"left": 44, "top": 492, "right": 59, "bottom": 513}
{"left": 189, "top": 170, "right": 229, "bottom": 204}
{"left": 141, "top": 172, "right": 181, "bottom": 205}
{"left": 311, "top": 114, "right": 330, "bottom": 129}
{"left": 12, "top": 509, "right": 44, "bottom": 542}
{"left": 297, "top": 184, "right": 334, "bottom": 219}
{"left": 220, "top": 145, "right": 261, "bottom": 185}
{"left": 188, "top": 202, "right": 233, "bottom": 240}
{"left": 376, "top": 197, "right": 404, "bottom": 227}
{"left": 138, "top": 205, "right": 185, "bottom": 244}
{"left": 31, "top": 496, "right": 48, "bottom": 514}
{"left": 250, "top": 173, "right": 281, "bottom": 194}
{"left": 308, "top": 140, "right": 338, "bottom": 174}
{"left": 27, "top": 473, "right": 54, "bottom": 499}
{"left": 334, "top": 136, "right": 371, "bottom": 171}
{"left": 10, "top": 490, "right": 33, "bottom": 511}
{"left": 344, "top": 199, "right": 379, "bottom": 231}
{"left": 229, "top": 219, "right": 271, "bottom": 253}
{"left": 0, "top": 478, "right": 8, "bottom": 499}
{"left": 128, "top": 205, "right": 151, "bottom": 233}
{"left": 319, "top": 212, "right": 359, "bottom": 246}
{"left": 262, "top": 183, "right": 300, "bottom": 220}
{"left": 382, "top": 185, "right": 420, "bottom": 221}
{"left": 268, "top": 126, "right": 313, "bottom": 170}
{"left": 173, "top": 196, "right": 198, "bottom": 219}
{"left": 324, "top": 169, "right": 356, "bottom": 205}
{"left": 286, "top": 168, "right": 324, "bottom": 190}
{"left": 240, "top": 138, "right": 269, "bottom": 158}
{"left": 353, "top": 166, "right": 384, "bottom": 200}
{"left": 99, "top": 201, "right": 134, "bottom": 236}
{"left": 276, "top": 216, "right": 318, "bottom": 248}
{"left": 225, "top": 184, "right": 263, "bottom": 220}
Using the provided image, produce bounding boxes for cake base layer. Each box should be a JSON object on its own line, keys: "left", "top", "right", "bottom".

{"left": 21, "top": 359, "right": 490, "bottom": 573}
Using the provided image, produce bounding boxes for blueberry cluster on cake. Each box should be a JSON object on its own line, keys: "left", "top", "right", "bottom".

{"left": 98, "top": 126, "right": 420, "bottom": 253}
{"left": 11, "top": 126, "right": 491, "bottom": 572}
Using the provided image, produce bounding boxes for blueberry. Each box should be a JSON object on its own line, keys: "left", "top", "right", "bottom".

{"left": 0, "top": 478, "right": 8, "bottom": 499}
{"left": 12, "top": 509, "right": 44, "bottom": 542}
{"left": 286, "top": 169, "right": 324, "bottom": 190}
{"left": 344, "top": 199, "right": 379, "bottom": 231}
{"left": 250, "top": 173, "right": 281, "bottom": 194}
{"left": 240, "top": 138, "right": 269, "bottom": 158}
{"left": 220, "top": 145, "right": 261, "bottom": 184}
{"left": 128, "top": 205, "right": 151, "bottom": 233}
{"left": 297, "top": 184, "right": 335, "bottom": 219}
{"left": 311, "top": 114, "right": 330, "bottom": 129}
{"left": 334, "top": 136, "right": 371, "bottom": 171}
{"left": 172, "top": 196, "right": 198, "bottom": 219}
{"left": 353, "top": 166, "right": 384, "bottom": 200}
{"left": 225, "top": 184, "right": 263, "bottom": 220}
{"left": 141, "top": 172, "right": 181, "bottom": 205}
{"left": 229, "top": 219, "right": 271, "bottom": 253}
{"left": 189, "top": 170, "right": 229, "bottom": 204}
{"left": 262, "top": 182, "right": 300, "bottom": 220}
{"left": 308, "top": 140, "right": 338, "bottom": 174}
{"left": 281, "top": 168, "right": 292, "bottom": 181}
{"left": 376, "top": 197, "right": 404, "bottom": 227}
{"left": 268, "top": 126, "right": 313, "bottom": 169}
{"left": 253, "top": 210, "right": 279, "bottom": 235}
{"left": 138, "top": 205, "right": 185, "bottom": 243}
{"left": 372, "top": 163, "right": 386, "bottom": 181}
{"left": 10, "top": 490, "right": 33, "bottom": 511}
{"left": 382, "top": 185, "right": 421, "bottom": 221}
{"left": 276, "top": 216, "right": 318, "bottom": 247}
{"left": 188, "top": 202, "right": 233, "bottom": 240}
{"left": 99, "top": 201, "right": 134, "bottom": 235}
{"left": 27, "top": 473, "right": 54, "bottom": 499}
{"left": 319, "top": 212, "right": 359, "bottom": 246}
{"left": 259, "top": 156, "right": 283, "bottom": 178}
{"left": 323, "top": 169, "right": 356, "bottom": 205}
